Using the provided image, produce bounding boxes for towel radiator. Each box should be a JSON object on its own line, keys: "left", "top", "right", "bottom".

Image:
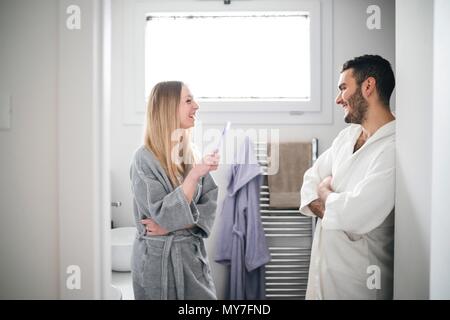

{"left": 256, "top": 139, "right": 318, "bottom": 300}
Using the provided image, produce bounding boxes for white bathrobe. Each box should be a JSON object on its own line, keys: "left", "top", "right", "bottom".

{"left": 300, "top": 120, "right": 396, "bottom": 300}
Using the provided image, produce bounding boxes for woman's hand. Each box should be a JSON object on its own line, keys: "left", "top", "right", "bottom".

{"left": 182, "top": 151, "right": 220, "bottom": 203}
{"left": 141, "top": 218, "right": 169, "bottom": 236}
{"left": 191, "top": 151, "right": 220, "bottom": 179}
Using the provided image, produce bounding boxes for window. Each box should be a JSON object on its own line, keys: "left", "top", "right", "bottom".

{"left": 145, "top": 12, "right": 311, "bottom": 107}
{"left": 123, "top": 0, "right": 332, "bottom": 124}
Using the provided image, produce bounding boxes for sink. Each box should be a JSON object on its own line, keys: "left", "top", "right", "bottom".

{"left": 111, "top": 227, "right": 136, "bottom": 272}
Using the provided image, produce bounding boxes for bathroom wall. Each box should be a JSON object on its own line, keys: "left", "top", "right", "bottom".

{"left": 395, "top": 0, "right": 450, "bottom": 299}
{"left": 395, "top": 0, "right": 433, "bottom": 300}
{"left": 110, "top": 0, "right": 396, "bottom": 299}
{"left": 0, "top": 0, "right": 59, "bottom": 299}
{"left": 430, "top": 0, "right": 450, "bottom": 300}
{"left": 0, "top": 0, "right": 111, "bottom": 299}
{"left": 57, "top": 0, "right": 111, "bottom": 299}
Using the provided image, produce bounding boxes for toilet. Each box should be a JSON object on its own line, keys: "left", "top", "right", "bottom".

{"left": 111, "top": 227, "right": 136, "bottom": 272}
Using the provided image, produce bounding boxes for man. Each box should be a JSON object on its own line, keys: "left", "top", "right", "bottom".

{"left": 300, "top": 55, "right": 396, "bottom": 299}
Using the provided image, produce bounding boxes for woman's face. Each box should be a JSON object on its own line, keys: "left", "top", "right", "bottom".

{"left": 178, "top": 85, "right": 199, "bottom": 129}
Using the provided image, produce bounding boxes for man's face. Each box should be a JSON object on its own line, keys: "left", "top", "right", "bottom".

{"left": 335, "top": 69, "right": 368, "bottom": 124}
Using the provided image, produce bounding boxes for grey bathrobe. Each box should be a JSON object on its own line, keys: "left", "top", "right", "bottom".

{"left": 130, "top": 146, "right": 218, "bottom": 300}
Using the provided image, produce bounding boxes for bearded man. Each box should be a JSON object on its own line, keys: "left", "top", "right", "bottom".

{"left": 300, "top": 55, "right": 396, "bottom": 299}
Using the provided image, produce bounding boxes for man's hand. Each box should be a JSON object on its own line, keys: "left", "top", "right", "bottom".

{"left": 307, "top": 176, "right": 334, "bottom": 219}
{"left": 141, "top": 218, "right": 169, "bottom": 236}
{"left": 308, "top": 199, "right": 325, "bottom": 219}
{"left": 318, "top": 176, "right": 333, "bottom": 204}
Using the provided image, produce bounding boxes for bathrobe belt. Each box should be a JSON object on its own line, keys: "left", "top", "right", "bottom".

{"left": 138, "top": 232, "right": 200, "bottom": 300}
{"left": 161, "top": 235, "right": 183, "bottom": 300}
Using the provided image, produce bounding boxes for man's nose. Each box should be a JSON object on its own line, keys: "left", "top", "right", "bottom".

{"left": 335, "top": 93, "right": 343, "bottom": 105}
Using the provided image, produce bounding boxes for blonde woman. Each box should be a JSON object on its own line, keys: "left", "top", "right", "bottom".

{"left": 130, "top": 81, "right": 220, "bottom": 300}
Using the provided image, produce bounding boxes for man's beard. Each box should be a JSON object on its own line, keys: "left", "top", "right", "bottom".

{"left": 344, "top": 87, "right": 368, "bottom": 124}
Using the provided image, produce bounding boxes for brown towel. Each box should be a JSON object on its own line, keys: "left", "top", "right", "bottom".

{"left": 267, "top": 142, "right": 312, "bottom": 209}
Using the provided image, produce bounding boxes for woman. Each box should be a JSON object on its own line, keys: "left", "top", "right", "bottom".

{"left": 130, "top": 81, "right": 220, "bottom": 300}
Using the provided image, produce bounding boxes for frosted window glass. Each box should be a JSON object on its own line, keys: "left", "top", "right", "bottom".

{"left": 145, "top": 12, "right": 310, "bottom": 102}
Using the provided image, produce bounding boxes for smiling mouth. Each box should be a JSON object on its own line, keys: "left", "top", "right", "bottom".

{"left": 189, "top": 114, "right": 196, "bottom": 120}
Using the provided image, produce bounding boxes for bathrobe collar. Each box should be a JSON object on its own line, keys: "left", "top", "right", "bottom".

{"left": 351, "top": 120, "right": 396, "bottom": 154}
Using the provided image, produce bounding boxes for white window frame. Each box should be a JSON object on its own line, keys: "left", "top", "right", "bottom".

{"left": 122, "top": 0, "right": 332, "bottom": 124}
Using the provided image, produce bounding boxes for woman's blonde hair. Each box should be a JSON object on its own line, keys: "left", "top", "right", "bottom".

{"left": 144, "top": 81, "right": 197, "bottom": 187}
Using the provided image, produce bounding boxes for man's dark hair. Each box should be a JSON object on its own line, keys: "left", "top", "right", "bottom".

{"left": 342, "top": 54, "right": 395, "bottom": 107}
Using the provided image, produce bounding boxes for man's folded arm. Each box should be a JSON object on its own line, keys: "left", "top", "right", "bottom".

{"left": 299, "top": 148, "right": 333, "bottom": 217}
{"left": 321, "top": 149, "right": 395, "bottom": 234}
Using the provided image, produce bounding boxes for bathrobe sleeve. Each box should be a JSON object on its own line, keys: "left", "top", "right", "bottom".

{"left": 321, "top": 145, "right": 395, "bottom": 234}
{"left": 131, "top": 149, "right": 217, "bottom": 233}
{"left": 133, "top": 168, "right": 200, "bottom": 233}
{"left": 188, "top": 173, "right": 219, "bottom": 238}
{"left": 245, "top": 175, "right": 271, "bottom": 271}
{"left": 299, "top": 147, "right": 333, "bottom": 217}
